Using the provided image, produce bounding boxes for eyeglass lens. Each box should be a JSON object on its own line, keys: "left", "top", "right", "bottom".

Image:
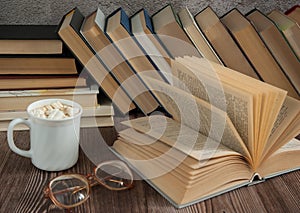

{"left": 95, "top": 161, "right": 133, "bottom": 190}
{"left": 49, "top": 175, "right": 89, "bottom": 207}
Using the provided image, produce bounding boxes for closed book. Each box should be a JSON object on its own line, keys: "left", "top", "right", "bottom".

{"left": 194, "top": 7, "right": 260, "bottom": 79}
{"left": 178, "top": 7, "right": 222, "bottom": 64}
{"left": 105, "top": 7, "right": 165, "bottom": 113}
{"left": 0, "top": 75, "right": 86, "bottom": 90}
{"left": 0, "top": 86, "right": 99, "bottom": 111}
{"left": 151, "top": 4, "right": 202, "bottom": 58}
{"left": 0, "top": 25, "right": 63, "bottom": 54}
{"left": 247, "top": 9, "right": 300, "bottom": 97}
{"left": 57, "top": 8, "right": 135, "bottom": 114}
{"left": 131, "top": 8, "right": 173, "bottom": 83}
{"left": 285, "top": 5, "right": 300, "bottom": 25}
{"left": 0, "top": 57, "right": 77, "bottom": 75}
{"left": 221, "top": 9, "right": 299, "bottom": 98}
{"left": 268, "top": 10, "right": 300, "bottom": 59}
{"left": 81, "top": 8, "right": 159, "bottom": 115}
{"left": 0, "top": 115, "right": 114, "bottom": 131}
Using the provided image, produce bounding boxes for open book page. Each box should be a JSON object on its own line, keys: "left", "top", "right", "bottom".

{"left": 114, "top": 137, "right": 251, "bottom": 184}
{"left": 170, "top": 59, "right": 254, "bottom": 154}
{"left": 113, "top": 139, "right": 252, "bottom": 205}
{"left": 143, "top": 77, "right": 251, "bottom": 161}
{"left": 177, "top": 56, "right": 287, "bottom": 168}
{"left": 203, "top": 58, "right": 287, "bottom": 167}
{"left": 118, "top": 128, "right": 244, "bottom": 171}
{"left": 173, "top": 56, "right": 263, "bottom": 159}
{"left": 261, "top": 96, "right": 300, "bottom": 160}
{"left": 121, "top": 115, "right": 244, "bottom": 162}
{"left": 116, "top": 135, "right": 247, "bottom": 181}
{"left": 257, "top": 138, "right": 300, "bottom": 177}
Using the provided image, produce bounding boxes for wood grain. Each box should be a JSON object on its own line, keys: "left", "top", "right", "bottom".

{"left": 0, "top": 119, "right": 299, "bottom": 212}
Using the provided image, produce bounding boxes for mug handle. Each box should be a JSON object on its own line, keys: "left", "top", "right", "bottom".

{"left": 7, "top": 118, "right": 32, "bottom": 158}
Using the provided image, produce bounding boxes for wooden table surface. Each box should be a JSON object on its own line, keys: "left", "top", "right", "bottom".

{"left": 0, "top": 115, "right": 299, "bottom": 213}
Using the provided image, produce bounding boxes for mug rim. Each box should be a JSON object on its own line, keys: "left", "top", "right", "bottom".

{"left": 27, "top": 98, "right": 83, "bottom": 122}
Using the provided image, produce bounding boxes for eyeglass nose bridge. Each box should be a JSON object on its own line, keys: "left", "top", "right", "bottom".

{"left": 44, "top": 187, "right": 50, "bottom": 198}
{"left": 93, "top": 160, "right": 134, "bottom": 190}
{"left": 86, "top": 173, "right": 99, "bottom": 187}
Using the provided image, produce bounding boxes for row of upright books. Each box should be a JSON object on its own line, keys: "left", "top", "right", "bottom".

{"left": 0, "top": 25, "right": 114, "bottom": 131}
{"left": 53, "top": 3, "right": 300, "bottom": 209}
{"left": 56, "top": 4, "right": 299, "bottom": 117}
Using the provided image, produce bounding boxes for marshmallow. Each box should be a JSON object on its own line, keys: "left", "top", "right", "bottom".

{"left": 30, "top": 101, "right": 80, "bottom": 120}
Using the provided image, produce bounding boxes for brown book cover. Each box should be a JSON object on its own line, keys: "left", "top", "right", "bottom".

{"left": 221, "top": 8, "right": 298, "bottom": 98}
{"left": 268, "top": 10, "right": 300, "bottom": 59}
{"left": 0, "top": 75, "right": 87, "bottom": 90}
{"left": 152, "top": 4, "right": 202, "bottom": 58}
{"left": 194, "top": 7, "right": 260, "bottom": 80}
{"left": 0, "top": 25, "right": 63, "bottom": 54}
{"left": 285, "top": 5, "right": 300, "bottom": 24}
{"left": 81, "top": 8, "right": 160, "bottom": 115}
{"left": 0, "top": 57, "right": 77, "bottom": 75}
{"left": 57, "top": 8, "right": 135, "bottom": 114}
{"left": 247, "top": 9, "right": 300, "bottom": 98}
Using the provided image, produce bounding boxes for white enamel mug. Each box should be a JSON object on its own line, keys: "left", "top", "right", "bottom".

{"left": 7, "top": 99, "right": 82, "bottom": 171}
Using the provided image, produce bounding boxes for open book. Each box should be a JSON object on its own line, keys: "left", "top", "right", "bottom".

{"left": 112, "top": 56, "right": 300, "bottom": 208}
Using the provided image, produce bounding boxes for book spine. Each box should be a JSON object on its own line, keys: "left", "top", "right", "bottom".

{"left": 0, "top": 25, "right": 61, "bottom": 40}
{"left": 120, "top": 8, "right": 132, "bottom": 35}
{"left": 144, "top": 9, "right": 154, "bottom": 33}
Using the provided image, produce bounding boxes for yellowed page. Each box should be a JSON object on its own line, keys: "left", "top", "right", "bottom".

{"left": 257, "top": 138, "right": 300, "bottom": 177}
{"left": 121, "top": 116, "right": 244, "bottom": 162}
{"left": 123, "top": 75, "right": 251, "bottom": 163}
{"left": 261, "top": 97, "right": 300, "bottom": 160}
{"left": 175, "top": 57, "right": 262, "bottom": 156}
{"left": 113, "top": 139, "right": 252, "bottom": 205}
{"left": 176, "top": 56, "right": 287, "bottom": 168}
{"left": 115, "top": 137, "right": 250, "bottom": 184}
{"left": 171, "top": 60, "right": 254, "bottom": 153}
{"left": 118, "top": 128, "right": 243, "bottom": 171}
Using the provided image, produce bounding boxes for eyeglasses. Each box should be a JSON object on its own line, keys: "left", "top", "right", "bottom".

{"left": 44, "top": 160, "right": 133, "bottom": 210}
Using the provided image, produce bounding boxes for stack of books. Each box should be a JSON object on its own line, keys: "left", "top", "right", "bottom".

{"left": 53, "top": 3, "right": 300, "bottom": 208}
{"left": 0, "top": 25, "right": 114, "bottom": 131}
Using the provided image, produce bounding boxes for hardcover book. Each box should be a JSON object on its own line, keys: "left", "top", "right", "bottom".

{"left": 0, "top": 75, "right": 86, "bottom": 90}
{"left": 105, "top": 7, "right": 167, "bottom": 113}
{"left": 130, "top": 8, "right": 173, "bottom": 83}
{"left": 247, "top": 9, "right": 300, "bottom": 98}
{"left": 112, "top": 56, "right": 300, "bottom": 208}
{"left": 80, "top": 8, "right": 160, "bottom": 115}
{"left": 194, "top": 7, "right": 260, "bottom": 80}
{"left": 57, "top": 8, "right": 135, "bottom": 114}
{"left": 268, "top": 9, "right": 300, "bottom": 59}
{"left": 0, "top": 57, "right": 77, "bottom": 75}
{"left": 178, "top": 7, "right": 222, "bottom": 64}
{"left": 221, "top": 9, "right": 299, "bottom": 99}
{"left": 285, "top": 5, "right": 300, "bottom": 24}
{"left": 152, "top": 4, "right": 201, "bottom": 58}
{"left": 0, "top": 25, "right": 63, "bottom": 54}
{"left": 0, "top": 86, "right": 99, "bottom": 111}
